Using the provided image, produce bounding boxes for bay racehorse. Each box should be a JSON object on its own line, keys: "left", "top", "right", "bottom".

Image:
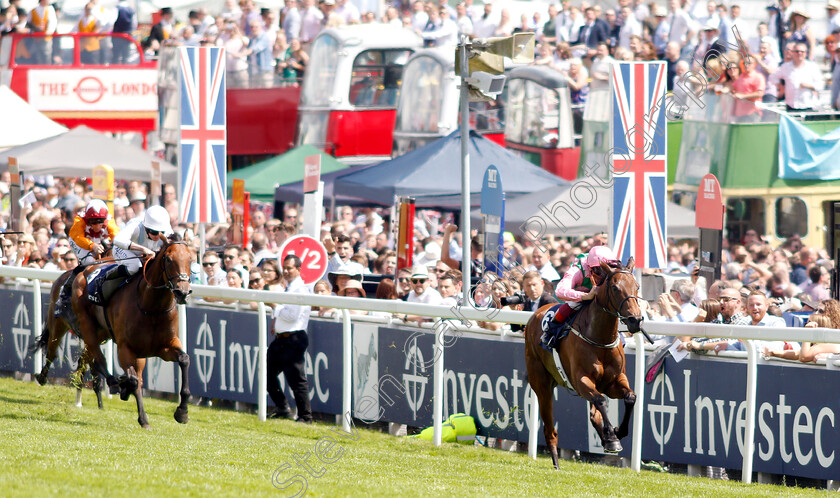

{"left": 33, "top": 236, "right": 192, "bottom": 428}
{"left": 524, "top": 258, "right": 643, "bottom": 468}
{"left": 32, "top": 249, "right": 117, "bottom": 409}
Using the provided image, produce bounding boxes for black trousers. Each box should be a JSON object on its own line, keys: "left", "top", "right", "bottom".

{"left": 267, "top": 330, "right": 312, "bottom": 420}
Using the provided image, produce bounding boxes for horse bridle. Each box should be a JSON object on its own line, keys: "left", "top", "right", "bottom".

{"left": 594, "top": 269, "right": 642, "bottom": 322}
{"left": 142, "top": 241, "right": 191, "bottom": 292}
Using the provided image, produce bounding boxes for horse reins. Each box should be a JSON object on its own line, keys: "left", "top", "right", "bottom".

{"left": 137, "top": 241, "right": 191, "bottom": 315}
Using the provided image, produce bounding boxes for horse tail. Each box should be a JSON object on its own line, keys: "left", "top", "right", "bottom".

{"left": 29, "top": 322, "right": 50, "bottom": 355}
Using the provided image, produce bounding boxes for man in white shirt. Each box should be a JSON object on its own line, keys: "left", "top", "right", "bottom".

{"left": 267, "top": 255, "right": 314, "bottom": 422}
{"left": 438, "top": 271, "right": 462, "bottom": 307}
{"left": 472, "top": 2, "right": 496, "bottom": 39}
{"left": 528, "top": 249, "right": 561, "bottom": 282}
{"left": 411, "top": 0, "right": 429, "bottom": 32}
{"left": 768, "top": 42, "right": 824, "bottom": 112}
{"left": 404, "top": 266, "right": 442, "bottom": 323}
{"left": 455, "top": 2, "right": 473, "bottom": 37}
{"left": 282, "top": 0, "right": 302, "bottom": 40}
{"left": 335, "top": 0, "right": 360, "bottom": 24}
{"left": 422, "top": 7, "right": 458, "bottom": 46}
{"left": 299, "top": 0, "right": 324, "bottom": 44}
{"left": 201, "top": 251, "right": 228, "bottom": 286}
{"left": 667, "top": 0, "right": 695, "bottom": 51}
{"left": 617, "top": 6, "right": 642, "bottom": 50}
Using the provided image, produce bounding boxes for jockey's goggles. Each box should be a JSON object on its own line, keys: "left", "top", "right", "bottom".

{"left": 145, "top": 228, "right": 161, "bottom": 236}
{"left": 86, "top": 218, "right": 105, "bottom": 226}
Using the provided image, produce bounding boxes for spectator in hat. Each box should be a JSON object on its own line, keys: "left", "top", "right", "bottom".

{"left": 829, "top": 1, "right": 840, "bottom": 35}
{"left": 337, "top": 280, "right": 368, "bottom": 315}
{"left": 129, "top": 191, "right": 146, "bottom": 218}
{"left": 787, "top": 10, "right": 814, "bottom": 60}
{"left": 327, "top": 261, "right": 364, "bottom": 294}
{"left": 403, "top": 265, "right": 441, "bottom": 323}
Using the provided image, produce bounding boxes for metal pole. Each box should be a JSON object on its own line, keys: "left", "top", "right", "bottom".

{"left": 433, "top": 323, "right": 444, "bottom": 446}
{"left": 459, "top": 37, "right": 472, "bottom": 307}
{"left": 631, "top": 333, "right": 645, "bottom": 472}
{"left": 32, "top": 279, "right": 42, "bottom": 376}
{"left": 258, "top": 302, "right": 267, "bottom": 421}
{"left": 742, "top": 340, "right": 758, "bottom": 483}
{"left": 341, "top": 309, "right": 352, "bottom": 432}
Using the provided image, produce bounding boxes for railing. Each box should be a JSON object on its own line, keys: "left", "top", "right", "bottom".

{"left": 4, "top": 265, "right": 840, "bottom": 484}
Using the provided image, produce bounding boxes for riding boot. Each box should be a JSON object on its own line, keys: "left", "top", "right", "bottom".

{"left": 54, "top": 267, "right": 83, "bottom": 318}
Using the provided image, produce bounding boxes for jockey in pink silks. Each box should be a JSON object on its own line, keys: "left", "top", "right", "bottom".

{"left": 543, "top": 245, "right": 619, "bottom": 346}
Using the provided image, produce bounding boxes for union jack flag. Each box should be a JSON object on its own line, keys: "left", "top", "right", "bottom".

{"left": 610, "top": 62, "right": 667, "bottom": 269}
{"left": 179, "top": 46, "right": 226, "bottom": 223}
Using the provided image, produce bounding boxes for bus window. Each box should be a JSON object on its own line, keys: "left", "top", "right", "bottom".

{"left": 726, "top": 197, "right": 765, "bottom": 244}
{"left": 395, "top": 55, "right": 444, "bottom": 133}
{"left": 776, "top": 197, "right": 807, "bottom": 239}
{"left": 15, "top": 35, "right": 74, "bottom": 66}
{"left": 349, "top": 49, "right": 412, "bottom": 107}
{"left": 506, "top": 79, "right": 560, "bottom": 148}
{"left": 301, "top": 34, "right": 339, "bottom": 107}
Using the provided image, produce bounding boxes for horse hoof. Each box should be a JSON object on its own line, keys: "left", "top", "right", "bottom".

{"left": 174, "top": 408, "right": 189, "bottom": 424}
{"left": 140, "top": 423, "right": 151, "bottom": 430}
{"left": 109, "top": 384, "right": 120, "bottom": 395}
{"left": 603, "top": 440, "right": 622, "bottom": 453}
{"left": 35, "top": 374, "right": 47, "bottom": 386}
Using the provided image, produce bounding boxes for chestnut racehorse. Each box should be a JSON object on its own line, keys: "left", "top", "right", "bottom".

{"left": 33, "top": 237, "right": 193, "bottom": 428}
{"left": 524, "top": 258, "right": 644, "bottom": 468}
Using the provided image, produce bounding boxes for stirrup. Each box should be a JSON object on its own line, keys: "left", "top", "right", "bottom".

{"left": 540, "top": 331, "right": 557, "bottom": 351}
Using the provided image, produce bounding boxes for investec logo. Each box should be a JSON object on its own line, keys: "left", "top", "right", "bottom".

{"left": 402, "top": 336, "right": 428, "bottom": 421}
{"left": 648, "top": 370, "right": 837, "bottom": 468}
{"left": 12, "top": 296, "right": 30, "bottom": 369}
{"left": 193, "top": 314, "right": 259, "bottom": 395}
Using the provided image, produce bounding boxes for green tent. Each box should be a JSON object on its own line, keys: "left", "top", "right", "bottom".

{"left": 226, "top": 145, "right": 349, "bottom": 202}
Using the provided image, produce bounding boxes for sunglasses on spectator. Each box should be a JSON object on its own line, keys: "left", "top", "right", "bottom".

{"left": 411, "top": 278, "right": 427, "bottom": 284}
{"left": 398, "top": 277, "right": 410, "bottom": 283}
{"left": 145, "top": 228, "right": 161, "bottom": 236}
{"left": 203, "top": 261, "right": 218, "bottom": 267}
{"left": 2, "top": 244, "right": 12, "bottom": 249}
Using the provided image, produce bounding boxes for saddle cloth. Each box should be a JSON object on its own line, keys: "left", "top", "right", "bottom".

{"left": 85, "top": 264, "right": 125, "bottom": 306}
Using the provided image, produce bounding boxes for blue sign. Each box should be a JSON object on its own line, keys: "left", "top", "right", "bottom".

{"left": 480, "top": 165, "right": 503, "bottom": 217}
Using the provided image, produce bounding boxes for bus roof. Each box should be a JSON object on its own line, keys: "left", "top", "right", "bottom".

{"left": 316, "top": 25, "right": 423, "bottom": 50}
{"left": 508, "top": 66, "right": 569, "bottom": 89}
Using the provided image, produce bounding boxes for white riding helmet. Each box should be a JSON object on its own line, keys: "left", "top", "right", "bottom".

{"left": 143, "top": 205, "right": 172, "bottom": 234}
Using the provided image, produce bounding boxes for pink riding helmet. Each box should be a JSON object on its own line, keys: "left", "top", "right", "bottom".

{"left": 584, "top": 245, "right": 617, "bottom": 274}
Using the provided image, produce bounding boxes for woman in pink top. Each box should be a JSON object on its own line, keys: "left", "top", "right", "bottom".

{"left": 730, "top": 56, "right": 766, "bottom": 122}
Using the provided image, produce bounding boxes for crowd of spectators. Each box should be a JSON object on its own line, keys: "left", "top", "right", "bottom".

{"left": 0, "top": 172, "right": 837, "bottom": 371}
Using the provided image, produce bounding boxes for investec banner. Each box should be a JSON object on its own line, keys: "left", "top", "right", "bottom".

{"left": 184, "top": 308, "right": 343, "bottom": 414}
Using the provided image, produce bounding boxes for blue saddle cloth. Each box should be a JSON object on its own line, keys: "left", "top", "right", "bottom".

{"left": 540, "top": 304, "right": 571, "bottom": 344}
{"left": 86, "top": 263, "right": 118, "bottom": 305}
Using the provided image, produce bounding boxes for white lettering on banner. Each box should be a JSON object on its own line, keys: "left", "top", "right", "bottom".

{"left": 27, "top": 69, "right": 157, "bottom": 112}
{"left": 243, "top": 345, "right": 258, "bottom": 394}
{"left": 816, "top": 408, "right": 835, "bottom": 467}
{"left": 229, "top": 342, "right": 244, "bottom": 393}
{"left": 475, "top": 374, "right": 493, "bottom": 427}
{"left": 12, "top": 297, "right": 30, "bottom": 369}
{"left": 219, "top": 320, "right": 227, "bottom": 391}
{"left": 793, "top": 406, "right": 813, "bottom": 466}
{"left": 644, "top": 371, "right": 837, "bottom": 469}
